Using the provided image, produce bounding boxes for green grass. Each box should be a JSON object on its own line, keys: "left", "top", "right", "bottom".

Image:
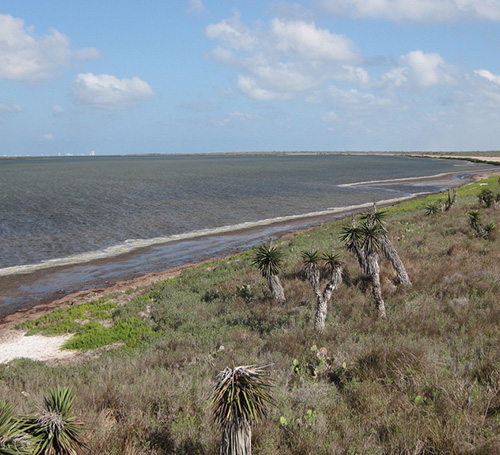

{"left": 18, "top": 298, "right": 117, "bottom": 336}
{"left": 3, "top": 175, "right": 500, "bottom": 454}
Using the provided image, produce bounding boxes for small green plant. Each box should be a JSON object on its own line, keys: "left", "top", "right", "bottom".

{"left": 63, "top": 317, "right": 156, "bottom": 351}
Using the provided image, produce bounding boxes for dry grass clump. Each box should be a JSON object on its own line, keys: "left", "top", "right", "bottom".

{"left": 1, "top": 176, "right": 500, "bottom": 454}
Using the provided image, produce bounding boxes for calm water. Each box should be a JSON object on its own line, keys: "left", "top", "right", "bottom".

{"left": 0, "top": 153, "right": 495, "bottom": 316}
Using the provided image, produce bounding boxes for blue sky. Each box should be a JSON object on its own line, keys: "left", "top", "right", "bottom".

{"left": 1, "top": 0, "right": 500, "bottom": 156}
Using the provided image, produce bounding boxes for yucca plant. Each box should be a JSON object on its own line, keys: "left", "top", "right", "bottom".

{"left": 210, "top": 365, "right": 274, "bottom": 455}
{"left": 252, "top": 244, "right": 286, "bottom": 303}
{"left": 341, "top": 216, "right": 386, "bottom": 318}
{"left": 0, "top": 401, "right": 31, "bottom": 455}
{"left": 301, "top": 250, "right": 344, "bottom": 331}
{"left": 22, "top": 386, "right": 87, "bottom": 455}
{"left": 478, "top": 188, "right": 495, "bottom": 208}
{"left": 468, "top": 210, "right": 487, "bottom": 239}
{"left": 301, "top": 250, "right": 321, "bottom": 289}
{"left": 425, "top": 202, "right": 440, "bottom": 216}
{"left": 361, "top": 206, "right": 411, "bottom": 285}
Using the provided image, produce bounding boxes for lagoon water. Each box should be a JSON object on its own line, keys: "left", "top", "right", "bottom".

{"left": 0, "top": 153, "right": 496, "bottom": 316}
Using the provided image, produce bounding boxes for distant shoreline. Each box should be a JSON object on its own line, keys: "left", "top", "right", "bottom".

{"left": 1, "top": 150, "right": 500, "bottom": 160}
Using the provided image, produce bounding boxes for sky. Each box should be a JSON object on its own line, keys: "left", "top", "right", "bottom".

{"left": 1, "top": 0, "right": 500, "bottom": 156}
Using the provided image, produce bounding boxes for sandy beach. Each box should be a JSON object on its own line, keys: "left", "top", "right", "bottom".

{"left": 1, "top": 153, "right": 498, "bottom": 365}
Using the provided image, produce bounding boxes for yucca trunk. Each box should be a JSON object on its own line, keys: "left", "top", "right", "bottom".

{"left": 266, "top": 274, "right": 286, "bottom": 304}
{"left": 314, "top": 264, "right": 343, "bottom": 331}
{"left": 366, "top": 253, "right": 386, "bottom": 318}
{"left": 351, "top": 242, "right": 368, "bottom": 274}
{"left": 220, "top": 422, "right": 252, "bottom": 455}
{"left": 380, "top": 234, "right": 411, "bottom": 285}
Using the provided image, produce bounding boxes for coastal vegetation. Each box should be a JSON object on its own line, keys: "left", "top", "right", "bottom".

{"left": 1, "top": 175, "right": 500, "bottom": 454}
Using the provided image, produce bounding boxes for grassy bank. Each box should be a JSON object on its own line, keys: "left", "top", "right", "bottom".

{"left": 2, "top": 176, "right": 500, "bottom": 454}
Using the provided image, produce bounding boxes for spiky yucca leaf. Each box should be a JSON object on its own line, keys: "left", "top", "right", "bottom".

{"left": 252, "top": 244, "right": 283, "bottom": 278}
{"left": 22, "top": 386, "right": 87, "bottom": 455}
{"left": 339, "top": 223, "right": 361, "bottom": 252}
{"left": 359, "top": 221, "right": 383, "bottom": 254}
{"left": 210, "top": 365, "right": 274, "bottom": 429}
{"left": 321, "top": 251, "right": 342, "bottom": 271}
{"left": 468, "top": 210, "right": 481, "bottom": 228}
{"left": 425, "top": 202, "right": 440, "bottom": 216}
{"left": 360, "top": 208, "right": 388, "bottom": 229}
{"left": 301, "top": 250, "right": 320, "bottom": 282}
{"left": 485, "top": 221, "right": 496, "bottom": 234}
{"left": 0, "top": 401, "right": 31, "bottom": 455}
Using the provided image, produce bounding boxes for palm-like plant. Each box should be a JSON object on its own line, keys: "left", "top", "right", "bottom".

{"left": 252, "top": 244, "right": 286, "bottom": 304}
{"left": 425, "top": 202, "right": 440, "bottom": 216}
{"left": 22, "top": 386, "right": 87, "bottom": 455}
{"left": 301, "top": 250, "right": 320, "bottom": 289}
{"left": 362, "top": 207, "right": 412, "bottom": 285}
{"left": 478, "top": 188, "right": 495, "bottom": 208}
{"left": 341, "top": 217, "right": 386, "bottom": 318}
{"left": 468, "top": 210, "right": 481, "bottom": 229}
{"left": 301, "top": 250, "right": 344, "bottom": 331}
{"left": 0, "top": 401, "right": 30, "bottom": 455}
{"left": 210, "top": 365, "right": 274, "bottom": 455}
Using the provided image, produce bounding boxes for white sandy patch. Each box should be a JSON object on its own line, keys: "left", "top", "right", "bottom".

{"left": 0, "top": 330, "right": 76, "bottom": 364}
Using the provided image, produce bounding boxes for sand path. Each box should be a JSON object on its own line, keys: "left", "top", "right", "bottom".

{"left": 0, "top": 330, "right": 75, "bottom": 364}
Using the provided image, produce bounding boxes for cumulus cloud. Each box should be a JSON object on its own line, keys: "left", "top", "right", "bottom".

{"left": 270, "top": 19, "right": 360, "bottom": 62}
{"left": 237, "top": 76, "right": 292, "bottom": 101}
{"left": 381, "top": 51, "right": 456, "bottom": 90}
{"left": 72, "top": 73, "right": 154, "bottom": 109}
{"left": 0, "top": 14, "right": 71, "bottom": 82}
{"left": 206, "top": 12, "right": 363, "bottom": 100}
{"left": 0, "top": 103, "right": 22, "bottom": 113}
{"left": 0, "top": 14, "right": 103, "bottom": 83}
{"left": 206, "top": 13, "right": 256, "bottom": 51}
{"left": 320, "top": 0, "right": 500, "bottom": 22}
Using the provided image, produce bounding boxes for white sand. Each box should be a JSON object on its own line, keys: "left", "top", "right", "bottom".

{"left": 0, "top": 330, "right": 76, "bottom": 364}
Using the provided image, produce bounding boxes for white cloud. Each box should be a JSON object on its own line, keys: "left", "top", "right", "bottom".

{"left": 475, "top": 69, "right": 500, "bottom": 85}
{"left": 381, "top": 51, "right": 456, "bottom": 90}
{"left": 237, "top": 76, "right": 291, "bottom": 101}
{"left": 206, "top": 13, "right": 363, "bottom": 100}
{"left": 206, "top": 13, "right": 256, "bottom": 52}
{"left": 72, "top": 73, "right": 154, "bottom": 109}
{"left": 187, "top": 0, "right": 205, "bottom": 14}
{"left": 270, "top": 19, "right": 360, "bottom": 62}
{"left": 320, "top": 0, "right": 500, "bottom": 22}
{"left": 0, "top": 14, "right": 103, "bottom": 83}
{"left": 43, "top": 133, "right": 53, "bottom": 140}
{"left": 0, "top": 103, "right": 22, "bottom": 113}
{"left": 325, "top": 85, "right": 395, "bottom": 110}
{"left": 0, "top": 14, "right": 71, "bottom": 82}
